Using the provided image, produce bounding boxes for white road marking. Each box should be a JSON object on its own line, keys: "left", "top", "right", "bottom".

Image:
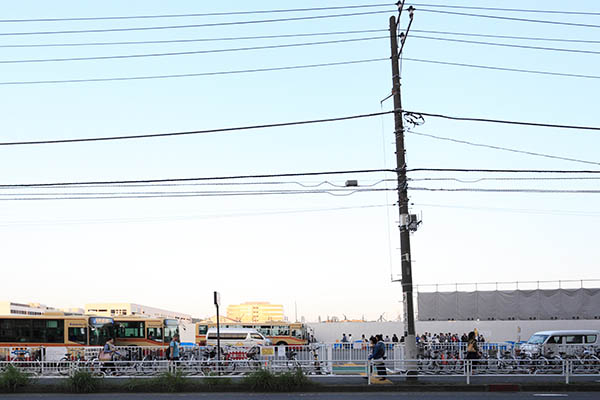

{"left": 533, "top": 395, "right": 568, "bottom": 397}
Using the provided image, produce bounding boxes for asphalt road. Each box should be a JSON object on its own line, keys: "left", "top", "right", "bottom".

{"left": 0, "top": 393, "right": 598, "bottom": 400}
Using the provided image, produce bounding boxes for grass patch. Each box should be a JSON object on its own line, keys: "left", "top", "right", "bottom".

{"left": 241, "top": 368, "right": 312, "bottom": 392}
{"left": 0, "top": 365, "right": 31, "bottom": 393}
{"left": 67, "top": 370, "right": 100, "bottom": 393}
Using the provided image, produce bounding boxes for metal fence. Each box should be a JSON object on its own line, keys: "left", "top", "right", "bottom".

{"left": 1, "top": 357, "right": 599, "bottom": 385}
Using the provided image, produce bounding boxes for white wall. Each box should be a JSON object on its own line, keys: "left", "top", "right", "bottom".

{"left": 307, "top": 320, "right": 600, "bottom": 343}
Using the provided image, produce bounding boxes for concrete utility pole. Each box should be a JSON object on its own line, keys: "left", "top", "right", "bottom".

{"left": 389, "top": 14, "right": 417, "bottom": 362}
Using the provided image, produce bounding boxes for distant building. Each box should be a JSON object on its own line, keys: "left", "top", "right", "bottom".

{"left": 85, "top": 303, "right": 191, "bottom": 322}
{"left": 226, "top": 302, "right": 285, "bottom": 323}
{"left": 0, "top": 301, "right": 57, "bottom": 316}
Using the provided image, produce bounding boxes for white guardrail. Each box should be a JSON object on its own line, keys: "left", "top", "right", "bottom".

{"left": 1, "top": 343, "right": 599, "bottom": 384}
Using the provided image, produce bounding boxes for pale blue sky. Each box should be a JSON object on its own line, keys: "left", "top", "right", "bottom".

{"left": 0, "top": 1, "right": 598, "bottom": 321}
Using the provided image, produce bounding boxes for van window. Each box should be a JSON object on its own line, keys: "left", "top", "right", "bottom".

{"left": 565, "top": 335, "right": 583, "bottom": 344}
{"left": 251, "top": 333, "right": 263, "bottom": 340}
{"left": 586, "top": 335, "right": 597, "bottom": 344}
{"left": 527, "top": 334, "right": 548, "bottom": 344}
{"left": 547, "top": 336, "right": 561, "bottom": 344}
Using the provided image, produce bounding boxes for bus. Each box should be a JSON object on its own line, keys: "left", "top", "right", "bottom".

{"left": 195, "top": 321, "right": 308, "bottom": 346}
{"left": 0, "top": 314, "right": 114, "bottom": 348}
{"left": 114, "top": 316, "right": 179, "bottom": 346}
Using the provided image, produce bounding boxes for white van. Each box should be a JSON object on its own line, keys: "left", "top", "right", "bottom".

{"left": 521, "top": 330, "right": 600, "bottom": 356}
{"left": 206, "top": 328, "right": 271, "bottom": 347}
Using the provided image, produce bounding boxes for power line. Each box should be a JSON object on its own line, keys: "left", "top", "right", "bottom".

{"left": 0, "top": 203, "right": 395, "bottom": 227}
{"left": 407, "top": 168, "right": 600, "bottom": 174}
{"left": 0, "top": 29, "right": 388, "bottom": 48}
{"left": 0, "top": 57, "right": 388, "bottom": 86}
{"left": 412, "top": 187, "right": 600, "bottom": 194}
{"left": 414, "top": 202, "right": 600, "bottom": 217}
{"left": 418, "top": 8, "right": 600, "bottom": 29}
{"left": 410, "top": 177, "right": 600, "bottom": 183}
{"left": 0, "top": 4, "right": 394, "bottom": 23}
{"left": 411, "top": 3, "right": 600, "bottom": 16}
{"left": 411, "top": 29, "right": 600, "bottom": 45}
{"left": 0, "top": 168, "right": 396, "bottom": 188}
{"left": 0, "top": 10, "right": 392, "bottom": 36}
{"left": 408, "top": 130, "right": 600, "bottom": 166}
{"left": 411, "top": 34, "right": 600, "bottom": 56}
{"left": 0, "top": 109, "right": 394, "bottom": 146}
{"left": 404, "top": 111, "right": 600, "bottom": 131}
{"left": 1, "top": 56, "right": 597, "bottom": 87}
{"left": 0, "top": 187, "right": 395, "bottom": 201}
{"left": 403, "top": 57, "right": 600, "bottom": 80}
{"left": 0, "top": 36, "right": 387, "bottom": 65}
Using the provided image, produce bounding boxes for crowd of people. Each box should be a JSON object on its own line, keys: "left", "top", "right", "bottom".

{"left": 340, "top": 331, "right": 486, "bottom": 344}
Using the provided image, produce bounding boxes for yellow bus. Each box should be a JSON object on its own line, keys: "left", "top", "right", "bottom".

{"left": 195, "top": 321, "right": 308, "bottom": 346}
{"left": 114, "top": 316, "right": 178, "bottom": 346}
{"left": 0, "top": 315, "right": 114, "bottom": 347}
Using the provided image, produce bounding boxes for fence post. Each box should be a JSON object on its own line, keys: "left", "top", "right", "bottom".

{"left": 367, "top": 360, "right": 372, "bottom": 385}
{"left": 466, "top": 360, "right": 471, "bottom": 385}
{"left": 565, "top": 359, "right": 570, "bottom": 385}
{"left": 326, "top": 344, "right": 333, "bottom": 375}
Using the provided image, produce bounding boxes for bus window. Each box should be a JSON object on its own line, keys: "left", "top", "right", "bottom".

{"left": 164, "top": 319, "right": 178, "bottom": 343}
{"left": 68, "top": 328, "right": 87, "bottom": 345}
{"left": 197, "top": 324, "right": 208, "bottom": 335}
{"left": 147, "top": 327, "right": 163, "bottom": 342}
{"left": 117, "top": 321, "right": 145, "bottom": 338}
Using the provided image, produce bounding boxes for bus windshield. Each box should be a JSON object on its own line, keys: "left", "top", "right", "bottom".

{"left": 527, "top": 334, "right": 549, "bottom": 345}
{"left": 89, "top": 317, "right": 114, "bottom": 346}
{"left": 164, "top": 319, "right": 178, "bottom": 343}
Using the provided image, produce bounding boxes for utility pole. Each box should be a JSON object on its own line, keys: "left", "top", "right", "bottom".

{"left": 389, "top": 13, "right": 417, "bottom": 363}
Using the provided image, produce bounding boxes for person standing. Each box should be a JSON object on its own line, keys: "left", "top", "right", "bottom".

{"left": 465, "top": 331, "right": 480, "bottom": 366}
{"left": 169, "top": 334, "right": 181, "bottom": 362}
{"left": 368, "top": 334, "right": 387, "bottom": 380}
{"left": 392, "top": 334, "right": 399, "bottom": 343}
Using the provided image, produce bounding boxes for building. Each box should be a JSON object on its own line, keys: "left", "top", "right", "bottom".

{"left": 84, "top": 303, "right": 192, "bottom": 322}
{"left": 0, "top": 301, "right": 58, "bottom": 316}
{"left": 226, "top": 302, "right": 285, "bottom": 323}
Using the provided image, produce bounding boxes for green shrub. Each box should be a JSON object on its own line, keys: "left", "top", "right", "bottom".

{"left": 0, "top": 365, "right": 31, "bottom": 393}
{"left": 151, "top": 370, "right": 189, "bottom": 392}
{"left": 241, "top": 368, "right": 311, "bottom": 392}
{"left": 67, "top": 370, "right": 99, "bottom": 393}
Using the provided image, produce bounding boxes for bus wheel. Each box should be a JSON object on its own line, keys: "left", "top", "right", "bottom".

{"left": 276, "top": 342, "right": 287, "bottom": 346}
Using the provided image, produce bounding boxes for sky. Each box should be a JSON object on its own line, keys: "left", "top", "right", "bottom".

{"left": 0, "top": 1, "right": 599, "bottom": 323}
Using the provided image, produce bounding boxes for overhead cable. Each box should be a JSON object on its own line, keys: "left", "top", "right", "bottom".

{"left": 403, "top": 57, "right": 600, "bottom": 80}
{"left": 410, "top": 177, "right": 600, "bottom": 183}
{"left": 418, "top": 8, "right": 600, "bottom": 29}
{"left": 407, "top": 168, "right": 600, "bottom": 174}
{"left": 411, "top": 35, "right": 600, "bottom": 56}
{"left": 0, "top": 109, "right": 394, "bottom": 146}
{"left": 0, "top": 28, "right": 388, "bottom": 48}
{"left": 0, "top": 57, "right": 387, "bottom": 86}
{"left": 411, "top": 29, "right": 600, "bottom": 45}
{"left": 0, "top": 10, "right": 392, "bottom": 36}
{"left": 412, "top": 187, "right": 600, "bottom": 194}
{"left": 0, "top": 4, "right": 394, "bottom": 23}
{"left": 409, "top": 130, "right": 600, "bottom": 166}
{"left": 0, "top": 187, "right": 395, "bottom": 201}
{"left": 0, "top": 36, "right": 387, "bottom": 64}
{"left": 404, "top": 111, "right": 600, "bottom": 131}
{"left": 0, "top": 168, "right": 396, "bottom": 188}
{"left": 411, "top": 3, "right": 600, "bottom": 16}
{"left": 413, "top": 203, "right": 600, "bottom": 217}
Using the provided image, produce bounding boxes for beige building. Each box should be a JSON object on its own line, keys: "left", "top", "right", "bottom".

{"left": 226, "top": 302, "right": 285, "bottom": 323}
{"left": 85, "top": 303, "right": 192, "bottom": 322}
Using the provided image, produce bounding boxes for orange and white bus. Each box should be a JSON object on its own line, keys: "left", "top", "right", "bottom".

{"left": 114, "top": 316, "right": 178, "bottom": 346}
{"left": 0, "top": 315, "right": 114, "bottom": 347}
{"left": 195, "top": 321, "right": 308, "bottom": 346}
